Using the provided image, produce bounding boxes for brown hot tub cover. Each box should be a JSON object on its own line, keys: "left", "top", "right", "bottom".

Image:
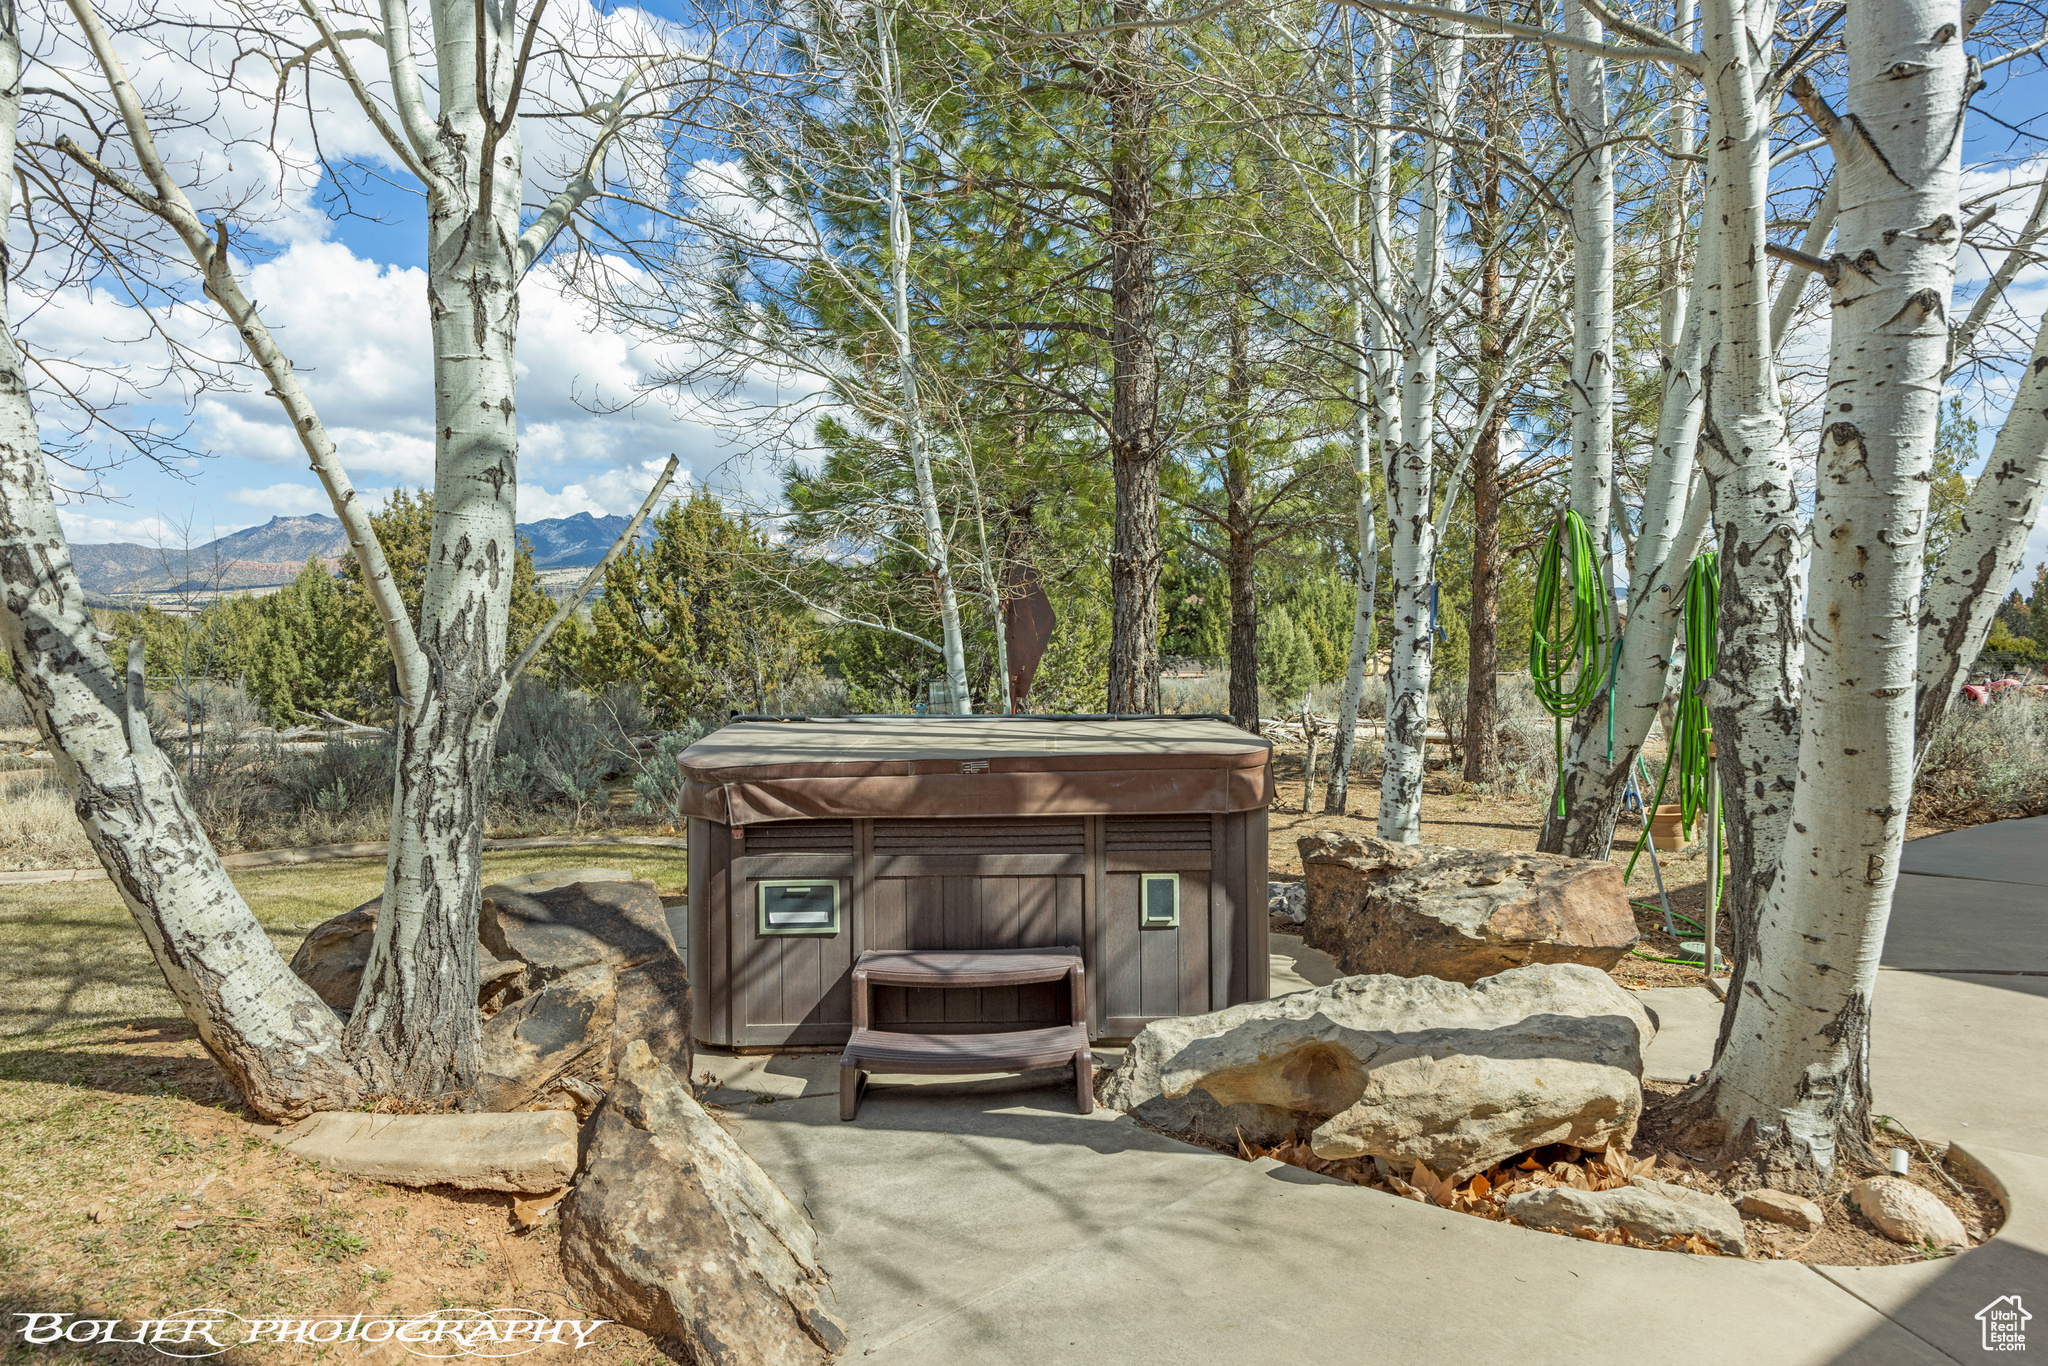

{"left": 677, "top": 717, "right": 1273, "bottom": 826}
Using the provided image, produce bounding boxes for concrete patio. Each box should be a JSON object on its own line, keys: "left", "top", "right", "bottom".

{"left": 703, "top": 815, "right": 2048, "bottom": 1365}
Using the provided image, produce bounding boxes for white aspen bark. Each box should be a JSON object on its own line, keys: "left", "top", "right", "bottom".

{"left": 1769, "top": 182, "right": 1836, "bottom": 353}
{"left": 1691, "top": 0, "right": 1804, "bottom": 940}
{"left": 1377, "top": 13, "right": 1464, "bottom": 844}
{"left": 1705, "top": 0, "right": 1968, "bottom": 1183}
{"left": 1327, "top": 15, "right": 1385, "bottom": 813}
{"left": 0, "top": 15, "right": 361, "bottom": 1120}
{"left": 876, "top": 1, "right": 970, "bottom": 713}
{"left": 1565, "top": 0, "right": 1615, "bottom": 556}
{"left": 343, "top": 0, "right": 531, "bottom": 1101}
{"left": 1531, "top": 0, "right": 1618, "bottom": 852}
{"left": 1915, "top": 304, "right": 2048, "bottom": 750}
{"left": 1660, "top": 29, "right": 1696, "bottom": 357}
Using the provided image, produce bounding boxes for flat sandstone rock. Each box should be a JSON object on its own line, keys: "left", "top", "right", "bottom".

{"left": 1100, "top": 963, "right": 1653, "bottom": 1181}
{"left": 1300, "top": 833, "right": 1638, "bottom": 983}
{"left": 562, "top": 1041, "right": 847, "bottom": 1364}
{"left": 1505, "top": 1177, "right": 1747, "bottom": 1254}
{"left": 271, "top": 1111, "right": 579, "bottom": 1193}
{"left": 1739, "top": 1188, "right": 1824, "bottom": 1232}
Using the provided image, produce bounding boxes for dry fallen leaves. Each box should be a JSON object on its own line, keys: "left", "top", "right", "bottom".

{"left": 1227, "top": 1136, "right": 1738, "bottom": 1250}
{"left": 510, "top": 1186, "right": 569, "bottom": 1232}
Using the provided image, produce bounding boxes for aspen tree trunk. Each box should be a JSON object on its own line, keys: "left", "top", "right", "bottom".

{"left": 343, "top": 0, "right": 532, "bottom": 1102}
{"left": 1914, "top": 311, "right": 2048, "bottom": 743}
{"left": 1377, "top": 16, "right": 1464, "bottom": 844}
{"left": 1541, "top": 0, "right": 1709, "bottom": 857}
{"left": 877, "top": 1, "right": 971, "bottom": 713}
{"left": 0, "top": 14, "right": 362, "bottom": 1119}
{"left": 1535, "top": 0, "right": 1623, "bottom": 842}
{"left": 1326, "top": 15, "right": 1384, "bottom": 811}
{"left": 1564, "top": 0, "right": 1615, "bottom": 557}
{"left": 1689, "top": 0, "right": 1804, "bottom": 951}
{"left": 1224, "top": 296, "right": 1261, "bottom": 733}
{"left": 1461, "top": 111, "right": 1509, "bottom": 787}
{"left": 1105, "top": 0, "right": 1163, "bottom": 715}
{"left": 1703, "top": 0, "right": 1968, "bottom": 1184}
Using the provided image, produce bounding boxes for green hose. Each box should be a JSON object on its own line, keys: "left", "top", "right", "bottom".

{"left": 1674, "top": 552, "right": 1719, "bottom": 839}
{"left": 1622, "top": 549, "right": 1726, "bottom": 962}
{"left": 1529, "top": 508, "right": 1618, "bottom": 817}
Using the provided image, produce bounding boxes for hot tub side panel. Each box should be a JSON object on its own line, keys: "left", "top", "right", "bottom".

{"left": 690, "top": 809, "right": 1269, "bottom": 1049}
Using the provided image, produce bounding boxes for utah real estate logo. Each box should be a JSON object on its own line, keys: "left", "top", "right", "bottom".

{"left": 1978, "top": 1295, "right": 2030, "bottom": 1352}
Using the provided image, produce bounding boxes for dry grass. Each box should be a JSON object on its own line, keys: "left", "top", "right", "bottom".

{"left": 0, "top": 763, "right": 667, "bottom": 873}
{"left": 0, "top": 776, "right": 96, "bottom": 872}
{"left": 1, "top": 848, "right": 687, "bottom": 1044}
{"left": 0, "top": 847, "right": 693, "bottom": 1364}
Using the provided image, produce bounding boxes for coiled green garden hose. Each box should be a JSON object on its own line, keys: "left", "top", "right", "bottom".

{"left": 1529, "top": 508, "right": 1618, "bottom": 817}
{"left": 1674, "top": 551, "right": 1718, "bottom": 839}
{"left": 1623, "top": 550, "right": 1727, "bottom": 964}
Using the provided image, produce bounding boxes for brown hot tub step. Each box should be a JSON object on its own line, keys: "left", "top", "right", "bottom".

{"left": 851, "top": 946, "right": 1085, "bottom": 988}
{"left": 843, "top": 1024, "right": 1090, "bottom": 1072}
{"left": 840, "top": 948, "right": 1093, "bottom": 1120}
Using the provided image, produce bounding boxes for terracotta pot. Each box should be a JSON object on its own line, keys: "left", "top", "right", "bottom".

{"left": 1649, "top": 804, "right": 1686, "bottom": 851}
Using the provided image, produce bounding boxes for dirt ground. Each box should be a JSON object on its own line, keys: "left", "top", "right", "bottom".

{"left": 0, "top": 848, "right": 693, "bottom": 1366}
{"left": 0, "top": 1017, "right": 678, "bottom": 1365}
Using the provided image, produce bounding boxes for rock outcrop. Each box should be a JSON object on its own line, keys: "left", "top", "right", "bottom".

{"left": 269, "top": 1111, "right": 579, "bottom": 1193}
{"left": 1505, "top": 1177, "right": 1747, "bottom": 1254}
{"left": 288, "top": 871, "right": 690, "bottom": 1113}
{"left": 561, "top": 1041, "right": 847, "bottom": 1364}
{"left": 1100, "top": 963, "right": 1653, "bottom": 1180}
{"left": 1300, "top": 833, "right": 1638, "bottom": 983}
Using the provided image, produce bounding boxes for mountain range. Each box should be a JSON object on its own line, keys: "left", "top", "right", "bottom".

{"left": 71, "top": 511, "right": 643, "bottom": 596}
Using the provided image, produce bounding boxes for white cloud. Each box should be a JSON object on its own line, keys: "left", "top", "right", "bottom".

{"left": 521, "top": 460, "right": 692, "bottom": 521}
{"left": 223, "top": 482, "right": 397, "bottom": 517}
{"left": 56, "top": 508, "right": 253, "bottom": 547}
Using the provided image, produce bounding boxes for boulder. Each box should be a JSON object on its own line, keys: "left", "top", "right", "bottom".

{"left": 480, "top": 879, "right": 694, "bottom": 1106}
{"left": 287, "top": 903, "right": 378, "bottom": 1010}
{"left": 1268, "top": 880, "right": 1307, "bottom": 926}
{"left": 561, "top": 1041, "right": 847, "bottom": 1364}
{"left": 1852, "top": 1176, "right": 1968, "bottom": 1249}
{"left": 1300, "top": 833, "right": 1638, "bottom": 983}
{"left": 270, "top": 1111, "right": 578, "bottom": 1193}
{"left": 480, "top": 879, "right": 676, "bottom": 983}
{"left": 1505, "top": 1177, "right": 1747, "bottom": 1254}
{"left": 477, "top": 963, "right": 618, "bottom": 1112}
{"left": 288, "top": 876, "right": 693, "bottom": 1111}
{"left": 1740, "top": 1188, "right": 1824, "bottom": 1232}
{"left": 488, "top": 867, "right": 633, "bottom": 895}
{"left": 287, "top": 898, "right": 528, "bottom": 1014}
{"left": 1100, "top": 963, "right": 1653, "bottom": 1181}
